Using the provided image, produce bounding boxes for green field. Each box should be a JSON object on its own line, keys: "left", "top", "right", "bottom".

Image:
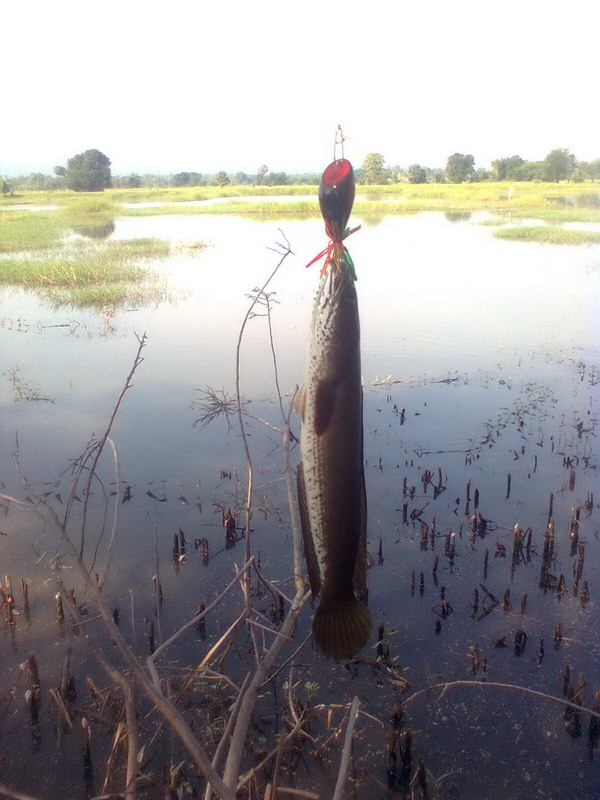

{"left": 493, "top": 225, "right": 600, "bottom": 245}
{"left": 3, "top": 180, "right": 600, "bottom": 222}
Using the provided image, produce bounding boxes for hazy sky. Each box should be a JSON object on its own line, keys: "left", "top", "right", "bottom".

{"left": 3, "top": 0, "right": 599, "bottom": 177}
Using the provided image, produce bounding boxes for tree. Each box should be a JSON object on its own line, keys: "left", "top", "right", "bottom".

{"left": 66, "top": 149, "right": 112, "bottom": 192}
{"left": 472, "top": 167, "right": 491, "bottom": 182}
{"left": 543, "top": 148, "right": 577, "bottom": 182}
{"left": 264, "top": 171, "right": 289, "bottom": 186}
{"left": 577, "top": 159, "right": 600, "bottom": 182}
{"left": 215, "top": 171, "right": 230, "bottom": 188}
{"left": 254, "top": 165, "right": 269, "bottom": 185}
{"left": 363, "top": 153, "right": 386, "bottom": 184}
{"left": 491, "top": 155, "right": 524, "bottom": 181}
{"left": 512, "top": 160, "right": 544, "bottom": 181}
{"left": 171, "top": 172, "right": 203, "bottom": 187}
{"left": 445, "top": 153, "right": 475, "bottom": 183}
{"left": 589, "top": 159, "right": 600, "bottom": 181}
{"left": 407, "top": 164, "right": 427, "bottom": 184}
{"left": 123, "top": 173, "right": 142, "bottom": 189}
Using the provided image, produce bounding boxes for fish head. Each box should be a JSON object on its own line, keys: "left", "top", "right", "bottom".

{"left": 318, "top": 159, "right": 355, "bottom": 242}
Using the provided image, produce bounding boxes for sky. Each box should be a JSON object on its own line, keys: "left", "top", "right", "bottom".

{"left": 3, "top": 0, "right": 599, "bottom": 177}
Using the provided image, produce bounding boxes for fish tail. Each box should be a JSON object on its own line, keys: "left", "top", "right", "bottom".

{"left": 313, "top": 595, "right": 372, "bottom": 660}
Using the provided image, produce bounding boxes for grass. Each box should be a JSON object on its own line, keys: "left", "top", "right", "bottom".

{"left": 493, "top": 226, "right": 600, "bottom": 245}
{"left": 3, "top": 181, "right": 600, "bottom": 222}
{"left": 0, "top": 238, "right": 172, "bottom": 308}
{"left": 44, "top": 281, "right": 170, "bottom": 309}
{"left": 0, "top": 210, "right": 64, "bottom": 252}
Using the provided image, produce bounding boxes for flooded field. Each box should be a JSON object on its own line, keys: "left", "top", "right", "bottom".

{"left": 1, "top": 210, "right": 599, "bottom": 799}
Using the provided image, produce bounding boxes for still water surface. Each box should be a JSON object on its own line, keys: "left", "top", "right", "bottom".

{"left": 1, "top": 211, "right": 599, "bottom": 798}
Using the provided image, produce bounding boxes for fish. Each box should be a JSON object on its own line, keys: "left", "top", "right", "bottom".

{"left": 296, "top": 159, "right": 372, "bottom": 659}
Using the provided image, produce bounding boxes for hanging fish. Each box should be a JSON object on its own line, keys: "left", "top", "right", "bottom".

{"left": 297, "top": 157, "right": 371, "bottom": 660}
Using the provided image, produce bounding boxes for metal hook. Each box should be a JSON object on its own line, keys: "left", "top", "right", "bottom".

{"left": 333, "top": 125, "right": 346, "bottom": 161}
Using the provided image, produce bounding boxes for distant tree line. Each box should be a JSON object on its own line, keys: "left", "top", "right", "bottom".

{"left": 360, "top": 148, "right": 600, "bottom": 185}
{"left": 4, "top": 147, "right": 600, "bottom": 192}
{"left": 2, "top": 156, "right": 321, "bottom": 192}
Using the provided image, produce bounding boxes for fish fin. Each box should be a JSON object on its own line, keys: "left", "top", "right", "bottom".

{"left": 293, "top": 385, "right": 306, "bottom": 421}
{"left": 353, "top": 388, "right": 368, "bottom": 599}
{"left": 297, "top": 462, "right": 322, "bottom": 597}
{"left": 314, "top": 378, "right": 337, "bottom": 436}
{"left": 313, "top": 595, "right": 372, "bottom": 660}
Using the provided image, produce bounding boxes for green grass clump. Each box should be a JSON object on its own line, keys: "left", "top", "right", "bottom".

{"left": 493, "top": 226, "right": 600, "bottom": 245}
{"left": 0, "top": 239, "right": 170, "bottom": 287}
{"left": 63, "top": 197, "right": 117, "bottom": 216}
{"left": 0, "top": 211, "right": 63, "bottom": 252}
{"left": 45, "top": 281, "right": 169, "bottom": 309}
{"left": 0, "top": 238, "right": 172, "bottom": 308}
{"left": 0, "top": 255, "right": 148, "bottom": 288}
{"left": 110, "top": 238, "right": 171, "bottom": 260}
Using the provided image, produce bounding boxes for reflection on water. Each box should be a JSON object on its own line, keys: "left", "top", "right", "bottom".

{"left": 73, "top": 219, "right": 116, "bottom": 239}
{"left": 0, "top": 211, "right": 599, "bottom": 799}
{"left": 547, "top": 193, "right": 600, "bottom": 208}
{"left": 445, "top": 210, "right": 472, "bottom": 222}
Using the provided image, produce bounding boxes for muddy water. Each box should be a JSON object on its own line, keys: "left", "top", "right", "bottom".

{"left": 0, "top": 211, "right": 599, "bottom": 799}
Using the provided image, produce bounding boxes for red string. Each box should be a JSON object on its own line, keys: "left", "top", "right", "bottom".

{"left": 305, "top": 225, "right": 361, "bottom": 276}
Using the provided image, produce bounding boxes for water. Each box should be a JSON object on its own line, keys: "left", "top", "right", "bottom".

{"left": 1, "top": 210, "right": 599, "bottom": 799}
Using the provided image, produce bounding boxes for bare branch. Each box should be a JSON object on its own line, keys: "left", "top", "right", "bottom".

{"left": 403, "top": 679, "right": 600, "bottom": 721}
{"left": 78, "top": 333, "right": 147, "bottom": 557}
{"left": 332, "top": 697, "right": 360, "bottom": 800}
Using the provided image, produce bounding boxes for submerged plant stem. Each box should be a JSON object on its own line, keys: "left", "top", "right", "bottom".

{"left": 404, "top": 679, "right": 600, "bottom": 721}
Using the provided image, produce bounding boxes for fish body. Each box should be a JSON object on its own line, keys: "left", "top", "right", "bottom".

{"left": 297, "top": 262, "right": 372, "bottom": 659}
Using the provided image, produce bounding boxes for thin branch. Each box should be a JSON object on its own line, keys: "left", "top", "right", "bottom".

{"left": 64, "top": 553, "right": 238, "bottom": 800}
{"left": 100, "top": 665, "right": 138, "bottom": 800}
{"left": 177, "top": 610, "right": 249, "bottom": 699}
{"left": 97, "top": 436, "right": 121, "bottom": 590}
{"left": 264, "top": 290, "right": 285, "bottom": 422}
{"left": 147, "top": 558, "right": 254, "bottom": 694}
{"left": 403, "top": 679, "right": 600, "bottom": 721}
{"left": 283, "top": 387, "right": 304, "bottom": 593}
{"left": 235, "top": 690, "right": 314, "bottom": 792}
{"left": 0, "top": 783, "right": 43, "bottom": 800}
{"left": 78, "top": 333, "right": 146, "bottom": 557}
{"left": 235, "top": 239, "right": 293, "bottom": 565}
{"left": 204, "top": 672, "right": 252, "bottom": 800}
{"left": 332, "top": 696, "right": 360, "bottom": 800}
{"left": 222, "top": 589, "right": 310, "bottom": 790}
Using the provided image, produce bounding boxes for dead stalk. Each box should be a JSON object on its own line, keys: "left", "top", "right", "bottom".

{"left": 223, "top": 589, "right": 310, "bottom": 790}
{"left": 204, "top": 673, "right": 252, "bottom": 800}
{"left": 332, "top": 696, "right": 360, "bottom": 800}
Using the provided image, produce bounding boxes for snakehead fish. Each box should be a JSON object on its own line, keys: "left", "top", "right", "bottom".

{"left": 297, "top": 158, "right": 372, "bottom": 660}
